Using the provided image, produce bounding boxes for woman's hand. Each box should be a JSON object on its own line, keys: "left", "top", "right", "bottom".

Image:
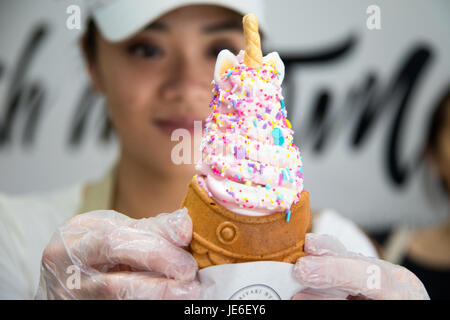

{"left": 35, "top": 208, "right": 201, "bottom": 299}
{"left": 292, "top": 233, "right": 429, "bottom": 300}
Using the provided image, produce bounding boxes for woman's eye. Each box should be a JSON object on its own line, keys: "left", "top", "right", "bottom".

{"left": 207, "top": 45, "right": 238, "bottom": 58}
{"left": 128, "top": 43, "right": 163, "bottom": 58}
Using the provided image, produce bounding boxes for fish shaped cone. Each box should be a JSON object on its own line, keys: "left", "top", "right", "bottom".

{"left": 181, "top": 179, "right": 312, "bottom": 269}
{"left": 181, "top": 13, "right": 311, "bottom": 269}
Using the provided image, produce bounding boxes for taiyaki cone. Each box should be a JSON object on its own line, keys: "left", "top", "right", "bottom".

{"left": 181, "top": 179, "right": 312, "bottom": 269}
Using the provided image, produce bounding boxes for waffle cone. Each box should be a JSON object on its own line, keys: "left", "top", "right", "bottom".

{"left": 181, "top": 179, "right": 312, "bottom": 269}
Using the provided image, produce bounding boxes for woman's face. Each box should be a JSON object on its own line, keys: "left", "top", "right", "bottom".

{"left": 88, "top": 5, "right": 245, "bottom": 174}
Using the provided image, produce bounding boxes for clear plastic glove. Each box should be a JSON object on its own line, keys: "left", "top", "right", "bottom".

{"left": 35, "top": 208, "right": 201, "bottom": 300}
{"left": 292, "top": 233, "right": 429, "bottom": 300}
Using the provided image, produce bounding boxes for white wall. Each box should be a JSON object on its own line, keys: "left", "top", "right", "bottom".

{"left": 0, "top": 0, "right": 449, "bottom": 231}
{"left": 263, "top": 0, "right": 450, "bottom": 229}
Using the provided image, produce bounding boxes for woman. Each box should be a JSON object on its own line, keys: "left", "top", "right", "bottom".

{"left": 0, "top": 0, "right": 428, "bottom": 299}
{"left": 383, "top": 88, "right": 450, "bottom": 299}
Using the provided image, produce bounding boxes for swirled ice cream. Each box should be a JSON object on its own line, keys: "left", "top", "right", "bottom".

{"left": 195, "top": 49, "right": 304, "bottom": 217}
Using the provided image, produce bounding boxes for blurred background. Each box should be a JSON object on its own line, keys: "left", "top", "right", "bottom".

{"left": 0, "top": 0, "right": 449, "bottom": 240}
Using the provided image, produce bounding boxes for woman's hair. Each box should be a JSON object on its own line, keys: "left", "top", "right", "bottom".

{"left": 424, "top": 86, "right": 450, "bottom": 195}
{"left": 80, "top": 18, "right": 97, "bottom": 64}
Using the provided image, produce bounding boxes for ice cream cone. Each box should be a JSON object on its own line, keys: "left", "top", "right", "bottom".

{"left": 181, "top": 13, "right": 311, "bottom": 269}
{"left": 181, "top": 179, "right": 312, "bottom": 269}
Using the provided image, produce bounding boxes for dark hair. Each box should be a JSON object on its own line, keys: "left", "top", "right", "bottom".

{"left": 425, "top": 87, "right": 450, "bottom": 153}
{"left": 424, "top": 86, "right": 450, "bottom": 195}
{"left": 81, "top": 18, "right": 98, "bottom": 64}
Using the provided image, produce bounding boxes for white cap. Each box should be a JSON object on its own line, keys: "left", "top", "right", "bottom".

{"left": 87, "top": 0, "right": 266, "bottom": 42}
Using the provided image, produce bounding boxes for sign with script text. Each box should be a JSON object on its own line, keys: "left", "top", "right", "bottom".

{"left": 0, "top": 0, "right": 448, "bottom": 230}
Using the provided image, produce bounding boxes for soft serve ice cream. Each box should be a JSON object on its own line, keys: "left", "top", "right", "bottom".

{"left": 194, "top": 23, "right": 304, "bottom": 218}
{"left": 182, "top": 14, "right": 311, "bottom": 270}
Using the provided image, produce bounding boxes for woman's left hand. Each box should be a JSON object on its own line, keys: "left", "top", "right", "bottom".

{"left": 291, "top": 233, "right": 430, "bottom": 300}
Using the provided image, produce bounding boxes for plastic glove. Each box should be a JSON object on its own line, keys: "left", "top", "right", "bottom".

{"left": 292, "top": 233, "right": 429, "bottom": 300}
{"left": 35, "top": 208, "right": 201, "bottom": 299}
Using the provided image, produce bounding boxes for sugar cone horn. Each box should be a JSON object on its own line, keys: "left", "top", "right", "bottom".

{"left": 243, "top": 13, "right": 263, "bottom": 69}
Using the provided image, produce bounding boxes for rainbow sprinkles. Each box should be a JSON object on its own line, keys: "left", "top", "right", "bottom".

{"left": 195, "top": 14, "right": 304, "bottom": 219}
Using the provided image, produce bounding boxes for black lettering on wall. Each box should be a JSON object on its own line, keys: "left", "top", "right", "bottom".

{"left": 349, "top": 74, "right": 378, "bottom": 147}
{"left": 0, "top": 24, "right": 48, "bottom": 147}
{"left": 282, "top": 34, "right": 357, "bottom": 117}
{"left": 21, "top": 83, "right": 45, "bottom": 144}
{"left": 305, "top": 91, "right": 332, "bottom": 153}
{"left": 281, "top": 43, "right": 433, "bottom": 187}
{"left": 0, "top": 23, "right": 437, "bottom": 189}
{"left": 67, "top": 84, "right": 114, "bottom": 147}
{"left": 386, "top": 47, "right": 432, "bottom": 185}
{"left": 69, "top": 85, "right": 97, "bottom": 146}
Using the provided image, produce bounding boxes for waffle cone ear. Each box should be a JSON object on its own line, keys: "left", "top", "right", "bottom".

{"left": 181, "top": 179, "right": 312, "bottom": 269}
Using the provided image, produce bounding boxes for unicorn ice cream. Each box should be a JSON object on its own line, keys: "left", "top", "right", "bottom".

{"left": 181, "top": 14, "right": 311, "bottom": 269}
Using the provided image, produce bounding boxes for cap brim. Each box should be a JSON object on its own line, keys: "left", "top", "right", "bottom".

{"left": 93, "top": 0, "right": 266, "bottom": 42}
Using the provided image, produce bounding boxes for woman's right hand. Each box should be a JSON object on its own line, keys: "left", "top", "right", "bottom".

{"left": 35, "top": 208, "right": 201, "bottom": 299}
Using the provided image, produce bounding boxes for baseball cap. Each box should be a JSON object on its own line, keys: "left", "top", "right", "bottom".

{"left": 86, "top": 0, "right": 266, "bottom": 42}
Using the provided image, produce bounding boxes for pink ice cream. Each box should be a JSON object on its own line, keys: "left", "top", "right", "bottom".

{"left": 195, "top": 50, "right": 304, "bottom": 217}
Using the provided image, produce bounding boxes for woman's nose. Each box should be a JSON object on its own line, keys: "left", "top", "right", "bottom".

{"left": 161, "top": 54, "right": 209, "bottom": 102}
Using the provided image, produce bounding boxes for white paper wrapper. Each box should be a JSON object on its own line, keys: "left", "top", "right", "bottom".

{"left": 198, "top": 261, "right": 305, "bottom": 300}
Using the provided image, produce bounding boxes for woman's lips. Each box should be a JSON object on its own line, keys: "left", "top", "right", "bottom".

{"left": 154, "top": 118, "right": 200, "bottom": 136}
